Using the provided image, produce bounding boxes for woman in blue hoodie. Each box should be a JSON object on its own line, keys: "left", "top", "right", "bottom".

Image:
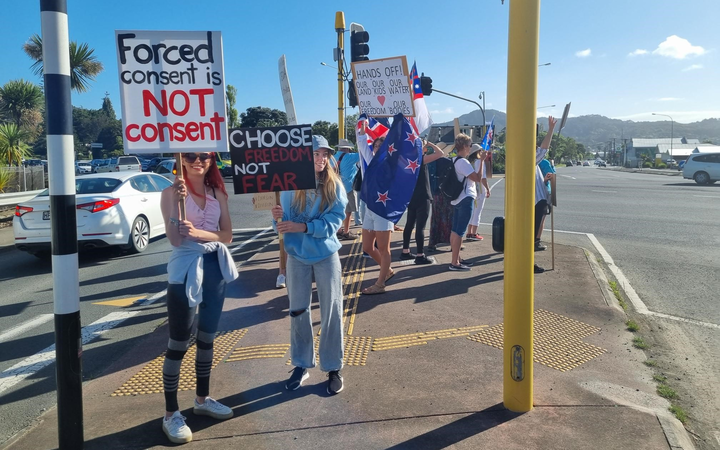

{"left": 272, "top": 135, "right": 348, "bottom": 395}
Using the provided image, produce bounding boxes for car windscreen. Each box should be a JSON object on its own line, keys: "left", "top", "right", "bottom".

{"left": 76, "top": 178, "right": 122, "bottom": 194}
{"left": 118, "top": 157, "right": 137, "bottom": 164}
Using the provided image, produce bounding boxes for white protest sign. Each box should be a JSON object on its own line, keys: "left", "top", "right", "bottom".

{"left": 278, "top": 55, "right": 298, "bottom": 126}
{"left": 115, "top": 31, "right": 228, "bottom": 154}
{"left": 351, "top": 56, "right": 415, "bottom": 118}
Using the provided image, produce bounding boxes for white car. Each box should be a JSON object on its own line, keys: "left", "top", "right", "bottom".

{"left": 96, "top": 156, "right": 142, "bottom": 173}
{"left": 75, "top": 162, "right": 92, "bottom": 175}
{"left": 682, "top": 153, "right": 720, "bottom": 185}
{"left": 13, "top": 172, "right": 173, "bottom": 257}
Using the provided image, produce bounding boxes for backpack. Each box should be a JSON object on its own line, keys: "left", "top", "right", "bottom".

{"left": 440, "top": 157, "right": 466, "bottom": 200}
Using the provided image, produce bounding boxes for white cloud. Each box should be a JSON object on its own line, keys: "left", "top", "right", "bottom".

{"left": 658, "top": 97, "right": 683, "bottom": 102}
{"left": 653, "top": 36, "right": 706, "bottom": 59}
{"left": 682, "top": 64, "right": 703, "bottom": 72}
{"left": 430, "top": 107, "right": 454, "bottom": 115}
{"left": 575, "top": 48, "right": 591, "bottom": 58}
{"left": 628, "top": 49, "right": 648, "bottom": 57}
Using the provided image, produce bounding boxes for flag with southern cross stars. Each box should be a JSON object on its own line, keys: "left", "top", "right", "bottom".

{"left": 360, "top": 113, "right": 423, "bottom": 224}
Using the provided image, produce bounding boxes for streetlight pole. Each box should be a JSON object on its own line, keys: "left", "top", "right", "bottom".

{"left": 432, "top": 88, "right": 485, "bottom": 126}
{"left": 652, "top": 113, "right": 674, "bottom": 161}
{"left": 335, "top": 12, "right": 346, "bottom": 140}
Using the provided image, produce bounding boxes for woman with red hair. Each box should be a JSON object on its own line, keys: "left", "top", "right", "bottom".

{"left": 159, "top": 151, "right": 237, "bottom": 444}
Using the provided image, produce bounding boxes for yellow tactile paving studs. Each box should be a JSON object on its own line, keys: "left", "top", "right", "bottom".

{"left": 111, "top": 329, "right": 247, "bottom": 397}
{"left": 467, "top": 309, "right": 607, "bottom": 372}
{"left": 225, "top": 344, "right": 290, "bottom": 362}
{"left": 284, "top": 336, "right": 373, "bottom": 367}
{"left": 372, "top": 326, "right": 489, "bottom": 351}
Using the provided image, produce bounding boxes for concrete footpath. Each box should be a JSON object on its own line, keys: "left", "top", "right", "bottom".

{"left": 4, "top": 228, "right": 692, "bottom": 449}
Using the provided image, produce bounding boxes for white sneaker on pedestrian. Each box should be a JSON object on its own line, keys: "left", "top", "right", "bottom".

{"left": 193, "top": 397, "right": 233, "bottom": 420}
{"left": 276, "top": 274, "right": 286, "bottom": 289}
{"left": 163, "top": 411, "right": 192, "bottom": 444}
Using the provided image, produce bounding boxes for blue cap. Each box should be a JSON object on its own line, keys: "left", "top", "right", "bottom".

{"left": 312, "top": 135, "right": 334, "bottom": 154}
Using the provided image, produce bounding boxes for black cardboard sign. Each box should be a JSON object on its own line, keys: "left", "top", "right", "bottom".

{"left": 229, "top": 124, "right": 316, "bottom": 194}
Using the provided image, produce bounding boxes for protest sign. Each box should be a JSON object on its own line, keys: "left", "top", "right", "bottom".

{"left": 253, "top": 193, "right": 276, "bottom": 210}
{"left": 115, "top": 30, "right": 228, "bottom": 154}
{"left": 229, "top": 124, "right": 316, "bottom": 194}
{"left": 351, "top": 56, "right": 414, "bottom": 118}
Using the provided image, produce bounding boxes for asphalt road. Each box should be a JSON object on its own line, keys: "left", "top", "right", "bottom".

{"left": 0, "top": 180, "right": 276, "bottom": 446}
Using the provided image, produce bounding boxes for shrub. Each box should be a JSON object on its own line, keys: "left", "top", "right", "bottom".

{"left": 657, "top": 163, "right": 667, "bottom": 169}
{"left": 642, "top": 162, "right": 653, "bottom": 168}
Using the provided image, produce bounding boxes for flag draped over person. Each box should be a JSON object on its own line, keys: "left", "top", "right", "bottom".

{"left": 360, "top": 113, "right": 423, "bottom": 224}
{"left": 409, "top": 61, "right": 433, "bottom": 135}
{"left": 356, "top": 113, "right": 390, "bottom": 172}
{"left": 481, "top": 117, "right": 495, "bottom": 150}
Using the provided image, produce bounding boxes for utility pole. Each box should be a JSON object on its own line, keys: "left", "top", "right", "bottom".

{"left": 335, "top": 12, "right": 345, "bottom": 140}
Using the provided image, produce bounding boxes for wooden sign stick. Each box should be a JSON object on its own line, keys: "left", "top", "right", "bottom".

{"left": 174, "top": 153, "right": 186, "bottom": 220}
{"left": 275, "top": 191, "right": 286, "bottom": 272}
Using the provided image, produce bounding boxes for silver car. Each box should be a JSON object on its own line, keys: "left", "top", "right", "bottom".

{"left": 682, "top": 153, "right": 720, "bottom": 185}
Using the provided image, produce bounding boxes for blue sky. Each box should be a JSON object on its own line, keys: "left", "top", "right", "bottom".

{"left": 1, "top": 0, "right": 718, "bottom": 125}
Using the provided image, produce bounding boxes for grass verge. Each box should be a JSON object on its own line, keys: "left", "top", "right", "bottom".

{"left": 669, "top": 405, "right": 688, "bottom": 424}
{"left": 626, "top": 320, "right": 639, "bottom": 332}
{"left": 657, "top": 384, "right": 677, "bottom": 399}
{"left": 608, "top": 281, "right": 627, "bottom": 310}
{"left": 632, "top": 337, "right": 648, "bottom": 349}
{"left": 643, "top": 359, "right": 657, "bottom": 367}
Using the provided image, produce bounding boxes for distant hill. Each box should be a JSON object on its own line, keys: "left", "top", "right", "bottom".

{"left": 438, "top": 109, "right": 720, "bottom": 149}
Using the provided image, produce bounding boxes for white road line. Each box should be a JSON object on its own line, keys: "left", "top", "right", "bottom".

{"left": 230, "top": 227, "right": 274, "bottom": 255}
{"left": 0, "top": 314, "right": 54, "bottom": 344}
{"left": 591, "top": 190, "right": 618, "bottom": 193}
{"left": 232, "top": 227, "right": 270, "bottom": 232}
{"left": 489, "top": 178, "right": 504, "bottom": 191}
{"left": 0, "top": 311, "right": 138, "bottom": 395}
{"left": 693, "top": 195, "right": 720, "bottom": 199}
{"left": 559, "top": 175, "right": 576, "bottom": 180}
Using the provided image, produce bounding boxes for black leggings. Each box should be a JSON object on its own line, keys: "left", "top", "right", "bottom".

{"left": 403, "top": 200, "right": 431, "bottom": 254}
{"left": 535, "top": 200, "right": 550, "bottom": 240}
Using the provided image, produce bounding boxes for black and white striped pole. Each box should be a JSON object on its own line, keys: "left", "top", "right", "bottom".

{"left": 40, "top": 0, "right": 84, "bottom": 448}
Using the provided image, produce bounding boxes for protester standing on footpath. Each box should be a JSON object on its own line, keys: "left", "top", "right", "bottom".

{"left": 357, "top": 119, "right": 396, "bottom": 295}
{"left": 533, "top": 116, "right": 557, "bottom": 273}
{"left": 160, "top": 152, "right": 238, "bottom": 444}
{"left": 535, "top": 154, "right": 555, "bottom": 251}
{"left": 448, "top": 134, "right": 485, "bottom": 271}
{"left": 466, "top": 144, "right": 491, "bottom": 241}
{"left": 427, "top": 154, "right": 454, "bottom": 252}
{"left": 400, "top": 140, "right": 445, "bottom": 264}
{"left": 272, "top": 135, "right": 348, "bottom": 395}
{"left": 334, "top": 138, "right": 360, "bottom": 240}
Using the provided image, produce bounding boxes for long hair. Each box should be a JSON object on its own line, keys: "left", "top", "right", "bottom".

{"left": 292, "top": 154, "right": 340, "bottom": 213}
{"left": 179, "top": 152, "right": 228, "bottom": 197}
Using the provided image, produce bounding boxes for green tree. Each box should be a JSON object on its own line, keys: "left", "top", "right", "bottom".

{"left": 311, "top": 120, "right": 339, "bottom": 146}
{"left": 239, "top": 106, "right": 287, "bottom": 128}
{"left": 101, "top": 95, "right": 116, "bottom": 119}
{"left": 0, "top": 79, "right": 44, "bottom": 133}
{"left": 226, "top": 85, "right": 240, "bottom": 128}
{"left": 344, "top": 113, "right": 359, "bottom": 145}
{"left": 0, "top": 123, "right": 31, "bottom": 166}
{"left": 23, "top": 34, "right": 104, "bottom": 93}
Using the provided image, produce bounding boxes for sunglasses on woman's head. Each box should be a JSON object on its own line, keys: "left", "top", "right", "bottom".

{"left": 182, "top": 153, "right": 213, "bottom": 163}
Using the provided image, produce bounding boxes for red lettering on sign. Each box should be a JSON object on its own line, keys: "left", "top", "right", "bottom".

{"left": 125, "top": 124, "right": 141, "bottom": 142}
{"left": 186, "top": 122, "right": 199, "bottom": 141}
{"left": 143, "top": 90, "right": 167, "bottom": 117}
{"left": 169, "top": 90, "right": 190, "bottom": 116}
{"left": 284, "top": 172, "right": 297, "bottom": 190}
{"left": 189, "top": 88, "right": 213, "bottom": 116}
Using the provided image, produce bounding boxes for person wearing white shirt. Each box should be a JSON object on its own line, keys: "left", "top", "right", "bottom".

{"left": 533, "top": 116, "right": 557, "bottom": 274}
{"left": 449, "top": 134, "right": 485, "bottom": 271}
{"left": 466, "top": 144, "right": 491, "bottom": 241}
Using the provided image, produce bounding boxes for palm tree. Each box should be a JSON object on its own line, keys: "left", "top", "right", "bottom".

{"left": 0, "top": 79, "right": 44, "bottom": 132}
{"left": 0, "top": 123, "right": 31, "bottom": 166}
{"left": 23, "top": 34, "right": 104, "bottom": 93}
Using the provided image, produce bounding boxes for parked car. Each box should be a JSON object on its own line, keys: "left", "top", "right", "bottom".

{"left": 75, "top": 161, "right": 92, "bottom": 175}
{"left": 154, "top": 159, "right": 177, "bottom": 180}
{"left": 565, "top": 161, "right": 574, "bottom": 167}
{"left": 146, "top": 157, "right": 173, "bottom": 172}
{"left": 96, "top": 156, "right": 141, "bottom": 173}
{"left": 90, "top": 159, "right": 106, "bottom": 171}
{"left": 13, "top": 172, "right": 173, "bottom": 257}
{"left": 217, "top": 152, "right": 233, "bottom": 177}
{"left": 598, "top": 161, "right": 607, "bottom": 167}
{"left": 682, "top": 153, "right": 720, "bottom": 185}
{"left": 582, "top": 161, "right": 590, "bottom": 166}
{"left": 94, "top": 158, "right": 115, "bottom": 173}
{"left": 677, "top": 160, "right": 686, "bottom": 171}
{"left": 24, "top": 159, "right": 44, "bottom": 168}
{"left": 140, "top": 158, "right": 150, "bottom": 172}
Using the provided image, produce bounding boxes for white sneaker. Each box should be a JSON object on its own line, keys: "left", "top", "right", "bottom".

{"left": 163, "top": 411, "right": 192, "bottom": 444}
{"left": 276, "top": 274, "right": 286, "bottom": 289}
{"left": 193, "top": 397, "right": 233, "bottom": 420}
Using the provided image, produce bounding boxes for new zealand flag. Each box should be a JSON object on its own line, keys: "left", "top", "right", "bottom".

{"left": 360, "top": 113, "right": 423, "bottom": 224}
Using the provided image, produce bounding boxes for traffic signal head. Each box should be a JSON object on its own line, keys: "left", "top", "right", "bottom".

{"left": 348, "top": 81, "right": 358, "bottom": 108}
{"left": 420, "top": 74, "right": 433, "bottom": 96}
{"left": 351, "top": 30, "right": 370, "bottom": 62}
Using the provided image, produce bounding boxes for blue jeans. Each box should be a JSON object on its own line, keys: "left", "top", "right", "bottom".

{"left": 356, "top": 195, "right": 365, "bottom": 225}
{"left": 451, "top": 197, "right": 474, "bottom": 236}
{"left": 287, "top": 253, "right": 344, "bottom": 372}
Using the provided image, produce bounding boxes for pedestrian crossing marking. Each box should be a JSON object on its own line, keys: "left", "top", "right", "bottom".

{"left": 92, "top": 296, "right": 146, "bottom": 307}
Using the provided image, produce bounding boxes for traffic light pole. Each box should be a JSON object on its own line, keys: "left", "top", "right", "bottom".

{"left": 39, "top": 0, "right": 84, "bottom": 447}
{"left": 335, "top": 12, "right": 345, "bottom": 140}
{"left": 503, "top": 0, "right": 540, "bottom": 413}
{"left": 432, "top": 88, "right": 486, "bottom": 128}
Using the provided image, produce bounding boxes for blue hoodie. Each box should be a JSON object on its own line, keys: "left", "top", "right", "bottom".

{"left": 274, "top": 182, "right": 348, "bottom": 265}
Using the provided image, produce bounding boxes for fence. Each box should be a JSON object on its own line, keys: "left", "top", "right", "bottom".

{"left": 0, "top": 166, "right": 47, "bottom": 193}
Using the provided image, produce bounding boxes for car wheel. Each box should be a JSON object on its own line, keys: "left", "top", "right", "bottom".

{"left": 125, "top": 216, "right": 150, "bottom": 253}
{"left": 694, "top": 171, "right": 710, "bottom": 185}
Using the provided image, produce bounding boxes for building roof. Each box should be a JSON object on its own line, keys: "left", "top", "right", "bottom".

{"left": 632, "top": 138, "right": 699, "bottom": 147}
{"left": 656, "top": 143, "right": 720, "bottom": 156}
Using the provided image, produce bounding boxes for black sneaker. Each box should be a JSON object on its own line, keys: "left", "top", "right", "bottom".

{"left": 327, "top": 370, "right": 344, "bottom": 395}
{"left": 414, "top": 255, "right": 433, "bottom": 265}
{"left": 449, "top": 264, "right": 471, "bottom": 271}
{"left": 460, "top": 259, "right": 473, "bottom": 267}
{"left": 400, "top": 252, "right": 416, "bottom": 261}
{"left": 534, "top": 264, "right": 545, "bottom": 274}
{"left": 286, "top": 367, "right": 309, "bottom": 391}
{"left": 535, "top": 240, "right": 547, "bottom": 251}
{"left": 362, "top": 251, "right": 371, "bottom": 259}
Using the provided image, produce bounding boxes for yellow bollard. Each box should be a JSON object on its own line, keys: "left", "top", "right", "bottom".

{"left": 503, "top": 0, "right": 541, "bottom": 413}
{"left": 335, "top": 11, "right": 345, "bottom": 140}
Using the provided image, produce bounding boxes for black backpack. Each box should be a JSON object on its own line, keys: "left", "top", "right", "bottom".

{"left": 440, "top": 157, "right": 466, "bottom": 200}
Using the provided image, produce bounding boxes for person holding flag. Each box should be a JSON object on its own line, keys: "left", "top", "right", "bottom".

{"left": 466, "top": 121, "right": 494, "bottom": 241}
{"left": 357, "top": 114, "right": 422, "bottom": 294}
